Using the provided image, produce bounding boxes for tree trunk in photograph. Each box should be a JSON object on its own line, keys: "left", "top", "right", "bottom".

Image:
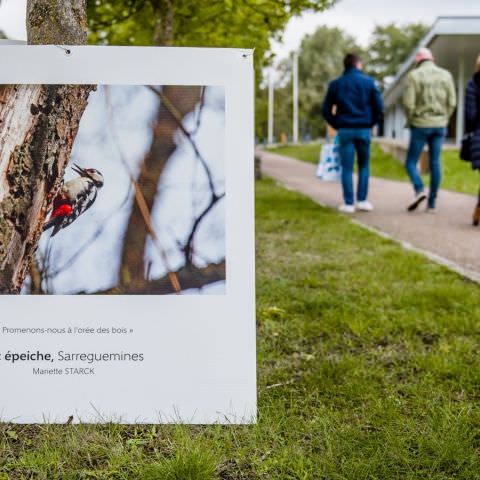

{"left": 118, "top": 86, "right": 202, "bottom": 290}
{"left": 0, "top": 0, "right": 93, "bottom": 293}
{"left": 117, "top": 8, "right": 226, "bottom": 294}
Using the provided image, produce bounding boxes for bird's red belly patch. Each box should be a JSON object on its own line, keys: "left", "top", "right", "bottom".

{"left": 51, "top": 204, "right": 73, "bottom": 218}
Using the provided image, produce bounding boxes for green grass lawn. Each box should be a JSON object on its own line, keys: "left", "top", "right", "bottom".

{"left": 269, "top": 142, "right": 480, "bottom": 196}
{"left": 3, "top": 179, "right": 480, "bottom": 478}
{"left": 266, "top": 142, "right": 323, "bottom": 164}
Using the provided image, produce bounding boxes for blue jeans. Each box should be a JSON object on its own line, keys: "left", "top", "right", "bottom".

{"left": 337, "top": 128, "right": 371, "bottom": 205}
{"left": 405, "top": 127, "right": 445, "bottom": 208}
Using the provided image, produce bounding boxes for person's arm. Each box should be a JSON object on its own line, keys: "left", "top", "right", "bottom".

{"left": 371, "top": 81, "right": 384, "bottom": 126}
{"left": 322, "top": 82, "right": 338, "bottom": 129}
{"left": 465, "top": 81, "right": 478, "bottom": 133}
{"left": 402, "top": 73, "right": 416, "bottom": 126}
{"left": 446, "top": 73, "right": 457, "bottom": 119}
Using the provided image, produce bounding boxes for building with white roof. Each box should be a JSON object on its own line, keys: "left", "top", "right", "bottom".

{"left": 383, "top": 16, "right": 480, "bottom": 146}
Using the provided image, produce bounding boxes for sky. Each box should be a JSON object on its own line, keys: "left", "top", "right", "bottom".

{"left": 0, "top": 0, "right": 478, "bottom": 59}
{"left": 272, "top": 0, "right": 479, "bottom": 59}
{"left": 0, "top": 0, "right": 26, "bottom": 40}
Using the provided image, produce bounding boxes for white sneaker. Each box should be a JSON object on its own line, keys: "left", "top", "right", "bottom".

{"left": 407, "top": 192, "right": 427, "bottom": 212}
{"left": 356, "top": 200, "right": 374, "bottom": 212}
{"left": 338, "top": 204, "right": 355, "bottom": 214}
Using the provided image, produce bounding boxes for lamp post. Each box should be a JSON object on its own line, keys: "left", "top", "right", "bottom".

{"left": 267, "top": 70, "right": 274, "bottom": 145}
{"left": 292, "top": 51, "right": 299, "bottom": 144}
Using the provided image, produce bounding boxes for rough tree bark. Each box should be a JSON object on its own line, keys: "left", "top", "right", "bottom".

{"left": 0, "top": 0, "right": 93, "bottom": 293}
{"left": 27, "top": 0, "right": 88, "bottom": 45}
{"left": 152, "top": 0, "right": 174, "bottom": 46}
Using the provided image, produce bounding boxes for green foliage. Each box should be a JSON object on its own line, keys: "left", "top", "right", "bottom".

{"left": 87, "top": 1, "right": 337, "bottom": 141}
{"left": 255, "top": 88, "right": 269, "bottom": 140}
{"left": 268, "top": 141, "right": 322, "bottom": 163}
{"left": 441, "top": 150, "right": 479, "bottom": 196}
{"left": 87, "top": 1, "right": 335, "bottom": 60}
{"left": 257, "top": 26, "right": 359, "bottom": 141}
{"left": 364, "top": 22, "right": 429, "bottom": 90}
{"left": 296, "top": 26, "right": 358, "bottom": 138}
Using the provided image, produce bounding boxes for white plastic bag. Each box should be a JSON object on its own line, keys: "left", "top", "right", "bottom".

{"left": 316, "top": 141, "right": 341, "bottom": 182}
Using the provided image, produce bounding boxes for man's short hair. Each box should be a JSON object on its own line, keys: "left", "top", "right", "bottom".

{"left": 415, "top": 47, "right": 434, "bottom": 64}
{"left": 344, "top": 53, "right": 361, "bottom": 69}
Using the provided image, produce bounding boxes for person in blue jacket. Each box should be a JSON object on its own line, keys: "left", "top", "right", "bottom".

{"left": 322, "top": 53, "right": 384, "bottom": 213}
{"left": 465, "top": 55, "right": 480, "bottom": 225}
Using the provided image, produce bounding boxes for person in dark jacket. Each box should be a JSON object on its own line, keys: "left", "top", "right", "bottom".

{"left": 465, "top": 55, "right": 480, "bottom": 225}
{"left": 322, "top": 53, "right": 384, "bottom": 213}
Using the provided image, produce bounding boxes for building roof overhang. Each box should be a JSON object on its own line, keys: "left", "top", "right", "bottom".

{"left": 383, "top": 16, "right": 480, "bottom": 108}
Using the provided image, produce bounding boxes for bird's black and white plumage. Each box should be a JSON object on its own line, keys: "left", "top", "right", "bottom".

{"left": 43, "top": 164, "right": 104, "bottom": 237}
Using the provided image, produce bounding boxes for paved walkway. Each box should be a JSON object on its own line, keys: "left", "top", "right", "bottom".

{"left": 257, "top": 149, "right": 480, "bottom": 282}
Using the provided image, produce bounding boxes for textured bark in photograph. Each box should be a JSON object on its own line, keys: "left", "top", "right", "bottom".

{"left": 0, "top": 85, "right": 94, "bottom": 293}
{"left": 0, "top": 0, "right": 93, "bottom": 292}
{"left": 118, "top": 85, "right": 203, "bottom": 291}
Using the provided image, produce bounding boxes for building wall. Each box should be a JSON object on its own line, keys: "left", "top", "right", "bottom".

{"left": 381, "top": 17, "right": 480, "bottom": 145}
{"left": 384, "top": 103, "right": 408, "bottom": 141}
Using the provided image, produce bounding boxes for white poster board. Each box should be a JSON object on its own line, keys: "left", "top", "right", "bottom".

{"left": 0, "top": 46, "right": 256, "bottom": 424}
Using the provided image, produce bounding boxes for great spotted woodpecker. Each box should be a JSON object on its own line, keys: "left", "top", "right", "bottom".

{"left": 43, "top": 164, "right": 104, "bottom": 237}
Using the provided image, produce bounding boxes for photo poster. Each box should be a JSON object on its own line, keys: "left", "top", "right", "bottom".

{"left": 0, "top": 46, "right": 256, "bottom": 424}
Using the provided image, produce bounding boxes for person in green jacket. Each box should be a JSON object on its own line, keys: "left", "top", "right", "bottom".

{"left": 403, "top": 47, "right": 456, "bottom": 212}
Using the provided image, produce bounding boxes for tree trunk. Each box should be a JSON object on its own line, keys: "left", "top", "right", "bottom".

{"left": 27, "top": 0, "right": 88, "bottom": 45}
{"left": 152, "top": 0, "right": 174, "bottom": 46}
{"left": 0, "top": 1, "right": 93, "bottom": 293}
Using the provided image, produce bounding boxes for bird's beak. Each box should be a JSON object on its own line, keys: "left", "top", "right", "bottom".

{"left": 72, "top": 163, "right": 86, "bottom": 176}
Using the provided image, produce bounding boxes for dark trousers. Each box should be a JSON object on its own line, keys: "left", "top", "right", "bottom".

{"left": 405, "top": 127, "right": 445, "bottom": 208}
{"left": 337, "top": 128, "right": 372, "bottom": 206}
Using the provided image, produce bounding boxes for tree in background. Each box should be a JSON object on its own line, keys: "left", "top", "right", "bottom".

{"left": 87, "top": 1, "right": 336, "bottom": 58}
{"left": 296, "top": 26, "right": 358, "bottom": 139}
{"left": 87, "top": 0, "right": 337, "bottom": 141}
{"left": 363, "top": 23, "right": 428, "bottom": 90}
{"left": 257, "top": 26, "right": 359, "bottom": 142}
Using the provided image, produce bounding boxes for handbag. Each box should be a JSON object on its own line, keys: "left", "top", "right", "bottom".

{"left": 316, "top": 140, "right": 341, "bottom": 182}
{"left": 460, "top": 132, "right": 474, "bottom": 161}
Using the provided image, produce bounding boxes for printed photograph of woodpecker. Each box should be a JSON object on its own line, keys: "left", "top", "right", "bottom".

{"left": 43, "top": 164, "right": 104, "bottom": 237}
{"left": 0, "top": 84, "right": 225, "bottom": 295}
